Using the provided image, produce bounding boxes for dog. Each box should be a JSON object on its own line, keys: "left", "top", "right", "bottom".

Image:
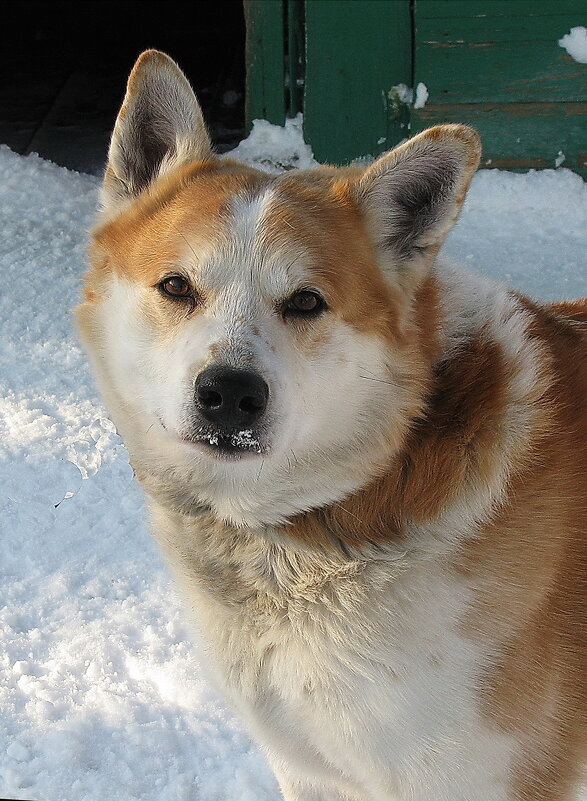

{"left": 76, "top": 50, "right": 587, "bottom": 801}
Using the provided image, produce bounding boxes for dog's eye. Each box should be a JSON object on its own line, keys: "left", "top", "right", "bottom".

{"left": 160, "top": 276, "right": 192, "bottom": 298}
{"left": 285, "top": 290, "right": 326, "bottom": 317}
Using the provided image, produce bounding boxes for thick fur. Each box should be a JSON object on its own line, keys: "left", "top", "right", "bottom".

{"left": 77, "top": 51, "right": 587, "bottom": 800}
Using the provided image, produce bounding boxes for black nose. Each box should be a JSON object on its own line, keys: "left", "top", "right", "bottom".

{"left": 195, "top": 366, "right": 269, "bottom": 429}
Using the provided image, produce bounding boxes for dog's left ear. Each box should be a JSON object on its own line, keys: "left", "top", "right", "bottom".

{"left": 102, "top": 49, "right": 212, "bottom": 213}
{"left": 355, "top": 124, "right": 481, "bottom": 289}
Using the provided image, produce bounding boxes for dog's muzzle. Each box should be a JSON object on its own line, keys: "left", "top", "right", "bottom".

{"left": 190, "top": 365, "right": 269, "bottom": 456}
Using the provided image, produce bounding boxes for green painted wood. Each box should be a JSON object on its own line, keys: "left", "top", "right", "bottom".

{"left": 287, "top": 0, "right": 304, "bottom": 116}
{"left": 417, "top": 13, "right": 585, "bottom": 43}
{"left": 415, "top": 1, "right": 584, "bottom": 19}
{"left": 410, "top": 0, "right": 587, "bottom": 179}
{"left": 244, "top": 0, "right": 286, "bottom": 128}
{"left": 414, "top": 4, "right": 587, "bottom": 105}
{"left": 244, "top": 0, "right": 586, "bottom": 178}
{"left": 411, "top": 102, "right": 587, "bottom": 178}
{"left": 304, "top": 0, "right": 412, "bottom": 165}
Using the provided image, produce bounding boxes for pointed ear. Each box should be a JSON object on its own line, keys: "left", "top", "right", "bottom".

{"left": 355, "top": 125, "right": 481, "bottom": 289}
{"left": 102, "top": 49, "right": 212, "bottom": 212}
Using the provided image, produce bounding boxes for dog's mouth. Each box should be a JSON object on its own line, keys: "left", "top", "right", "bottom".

{"left": 183, "top": 427, "right": 266, "bottom": 460}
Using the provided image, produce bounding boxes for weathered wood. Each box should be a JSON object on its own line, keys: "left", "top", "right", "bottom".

{"left": 417, "top": 14, "right": 585, "bottom": 42}
{"left": 287, "top": 0, "right": 304, "bottom": 117}
{"left": 304, "top": 0, "right": 412, "bottom": 164}
{"left": 246, "top": 0, "right": 587, "bottom": 178}
{"left": 411, "top": 0, "right": 587, "bottom": 179}
{"left": 244, "top": 0, "right": 286, "bottom": 128}
{"left": 412, "top": 101, "right": 587, "bottom": 178}
{"left": 415, "top": 1, "right": 583, "bottom": 19}
{"left": 414, "top": 1, "right": 587, "bottom": 104}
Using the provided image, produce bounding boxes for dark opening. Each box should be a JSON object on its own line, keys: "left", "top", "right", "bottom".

{"left": 0, "top": 1, "right": 246, "bottom": 175}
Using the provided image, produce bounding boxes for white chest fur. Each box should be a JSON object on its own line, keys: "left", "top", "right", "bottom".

{"left": 150, "top": 502, "right": 517, "bottom": 801}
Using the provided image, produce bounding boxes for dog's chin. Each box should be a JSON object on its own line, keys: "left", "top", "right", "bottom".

{"left": 180, "top": 429, "right": 267, "bottom": 462}
{"left": 155, "top": 415, "right": 270, "bottom": 463}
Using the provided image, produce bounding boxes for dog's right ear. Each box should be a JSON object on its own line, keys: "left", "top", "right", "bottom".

{"left": 355, "top": 124, "right": 481, "bottom": 293}
{"left": 102, "top": 49, "right": 212, "bottom": 213}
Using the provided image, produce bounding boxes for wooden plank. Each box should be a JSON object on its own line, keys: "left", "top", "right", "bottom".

{"left": 415, "top": 1, "right": 584, "bottom": 19}
{"left": 244, "top": 0, "right": 286, "bottom": 128}
{"left": 412, "top": 102, "right": 587, "bottom": 178}
{"left": 414, "top": 8, "right": 587, "bottom": 104}
{"left": 417, "top": 13, "right": 586, "bottom": 44}
{"left": 415, "top": 43, "right": 587, "bottom": 104}
{"left": 304, "top": 0, "right": 412, "bottom": 165}
{"left": 287, "top": 0, "right": 304, "bottom": 116}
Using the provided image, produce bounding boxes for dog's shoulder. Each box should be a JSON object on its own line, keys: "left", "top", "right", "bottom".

{"left": 548, "top": 297, "right": 587, "bottom": 325}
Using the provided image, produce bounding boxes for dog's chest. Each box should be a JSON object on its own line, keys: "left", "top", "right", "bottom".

{"left": 157, "top": 515, "right": 516, "bottom": 800}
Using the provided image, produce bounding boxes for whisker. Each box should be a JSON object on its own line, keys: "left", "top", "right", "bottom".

{"left": 177, "top": 230, "right": 199, "bottom": 261}
{"left": 359, "top": 374, "right": 395, "bottom": 386}
{"left": 332, "top": 502, "right": 364, "bottom": 524}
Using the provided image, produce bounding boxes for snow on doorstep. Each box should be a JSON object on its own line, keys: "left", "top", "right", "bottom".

{"left": 0, "top": 121, "right": 586, "bottom": 801}
{"left": 559, "top": 26, "right": 587, "bottom": 63}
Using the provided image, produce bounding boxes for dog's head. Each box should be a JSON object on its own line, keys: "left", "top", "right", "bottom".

{"left": 77, "top": 50, "right": 480, "bottom": 527}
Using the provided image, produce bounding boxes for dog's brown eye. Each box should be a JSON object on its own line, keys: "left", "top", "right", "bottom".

{"left": 160, "top": 276, "right": 191, "bottom": 298}
{"left": 285, "top": 290, "right": 325, "bottom": 317}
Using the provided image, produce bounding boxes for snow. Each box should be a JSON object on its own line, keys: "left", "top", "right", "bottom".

{"left": 388, "top": 82, "right": 428, "bottom": 111}
{"left": 0, "top": 145, "right": 278, "bottom": 801}
{"left": 559, "top": 26, "right": 587, "bottom": 63}
{"left": 442, "top": 167, "right": 587, "bottom": 300}
{"left": 228, "top": 113, "right": 317, "bottom": 173}
{"left": 0, "top": 118, "right": 586, "bottom": 801}
{"left": 389, "top": 82, "right": 414, "bottom": 106}
{"left": 193, "top": 429, "right": 262, "bottom": 453}
{"left": 413, "top": 82, "right": 429, "bottom": 110}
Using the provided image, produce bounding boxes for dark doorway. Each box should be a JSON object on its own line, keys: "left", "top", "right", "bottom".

{"left": 0, "top": 1, "right": 246, "bottom": 175}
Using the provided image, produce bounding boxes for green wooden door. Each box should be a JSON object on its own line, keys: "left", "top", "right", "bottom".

{"left": 245, "top": 0, "right": 587, "bottom": 176}
{"left": 303, "top": 0, "right": 412, "bottom": 164}
{"left": 244, "top": 0, "right": 286, "bottom": 126}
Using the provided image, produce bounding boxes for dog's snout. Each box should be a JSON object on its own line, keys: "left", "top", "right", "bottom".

{"left": 195, "top": 366, "right": 269, "bottom": 428}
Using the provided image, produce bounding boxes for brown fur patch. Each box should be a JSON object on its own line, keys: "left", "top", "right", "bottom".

{"left": 87, "top": 160, "right": 416, "bottom": 356}
{"left": 264, "top": 171, "right": 406, "bottom": 343}
{"left": 451, "top": 300, "right": 587, "bottom": 800}
{"left": 286, "top": 293, "right": 587, "bottom": 797}
{"left": 550, "top": 297, "right": 587, "bottom": 324}
{"left": 284, "top": 290, "right": 587, "bottom": 796}
{"left": 288, "top": 321, "right": 508, "bottom": 547}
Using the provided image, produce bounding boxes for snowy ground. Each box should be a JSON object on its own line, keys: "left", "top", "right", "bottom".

{"left": 0, "top": 118, "right": 586, "bottom": 801}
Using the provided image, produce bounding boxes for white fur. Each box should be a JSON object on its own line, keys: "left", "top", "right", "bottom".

{"left": 150, "top": 501, "right": 519, "bottom": 801}
{"left": 139, "top": 267, "right": 543, "bottom": 801}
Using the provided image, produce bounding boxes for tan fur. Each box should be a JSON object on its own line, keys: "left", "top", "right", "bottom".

{"left": 89, "top": 160, "right": 269, "bottom": 292}
{"left": 77, "top": 50, "right": 587, "bottom": 801}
